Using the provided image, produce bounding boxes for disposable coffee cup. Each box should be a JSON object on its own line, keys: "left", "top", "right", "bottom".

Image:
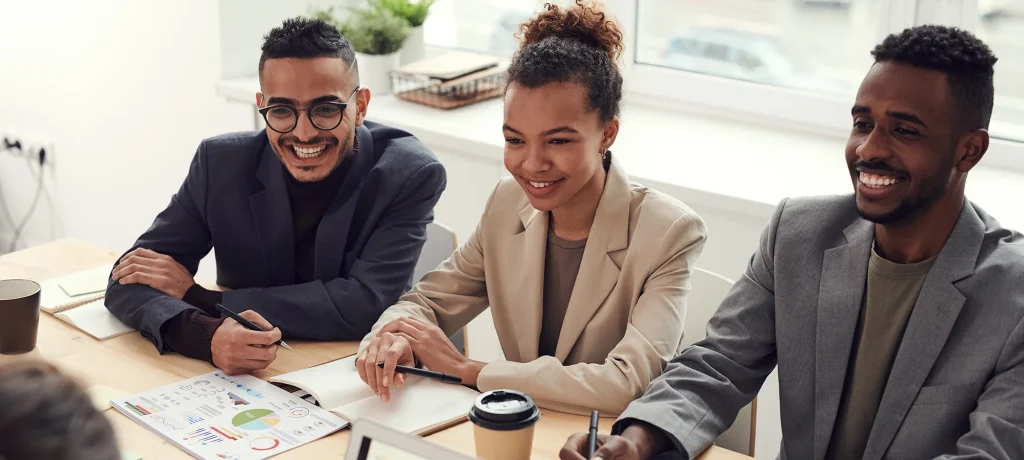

{"left": 468, "top": 390, "right": 541, "bottom": 460}
{"left": 0, "top": 279, "right": 41, "bottom": 355}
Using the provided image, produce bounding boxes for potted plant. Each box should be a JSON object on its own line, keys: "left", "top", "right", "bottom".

{"left": 308, "top": 6, "right": 410, "bottom": 96}
{"left": 371, "top": 0, "right": 435, "bottom": 65}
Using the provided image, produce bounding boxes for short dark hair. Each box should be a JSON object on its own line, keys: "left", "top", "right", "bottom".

{"left": 259, "top": 17, "right": 357, "bottom": 79}
{"left": 871, "top": 24, "right": 997, "bottom": 132}
{"left": 507, "top": 0, "right": 624, "bottom": 124}
{"left": 0, "top": 362, "right": 119, "bottom": 460}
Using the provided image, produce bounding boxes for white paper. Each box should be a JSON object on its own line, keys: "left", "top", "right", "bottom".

{"left": 55, "top": 299, "right": 132, "bottom": 340}
{"left": 112, "top": 371, "right": 347, "bottom": 460}
{"left": 270, "top": 356, "right": 479, "bottom": 435}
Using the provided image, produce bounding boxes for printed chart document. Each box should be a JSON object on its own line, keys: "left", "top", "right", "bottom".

{"left": 112, "top": 371, "right": 346, "bottom": 459}
{"left": 269, "top": 355, "right": 479, "bottom": 435}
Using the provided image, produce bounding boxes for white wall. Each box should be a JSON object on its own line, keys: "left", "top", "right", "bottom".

{"left": 0, "top": 0, "right": 251, "bottom": 275}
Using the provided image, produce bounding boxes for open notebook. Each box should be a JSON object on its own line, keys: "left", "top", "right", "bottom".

{"left": 269, "top": 356, "right": 479, "bottom": 436}
{"left": 38, "top": 265, "right": 132, "bottom": 340}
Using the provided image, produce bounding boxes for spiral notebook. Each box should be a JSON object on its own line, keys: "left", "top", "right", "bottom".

{"left": 268, "top": 355, "right": 479, "bottom": 436}
{"left": 39, "top": 264, "right": 111, "bottom": 313}
{"left": 38, "top": 265, "right": 133, "bottom": 340}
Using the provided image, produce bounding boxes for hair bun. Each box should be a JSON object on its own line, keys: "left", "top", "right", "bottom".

{"left": 517, "top": 0, "right": 623, "bottom": 62}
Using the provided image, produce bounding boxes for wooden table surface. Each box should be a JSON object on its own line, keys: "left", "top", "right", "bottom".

{"left": 0, "top": 239, "right": 751, "bottom": 460}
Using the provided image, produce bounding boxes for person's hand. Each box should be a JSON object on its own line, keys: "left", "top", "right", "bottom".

{"left": 560, "top": 434, "right": 641, "bottom": 460}
{"left": 559, "top": 423, "right": 669, "bottom": 460}
{"left": 378, "top": 316, "right": 484, "bottom": 386}
{"left": 112, "top": 248, "right": 195, "bottom": 299}
{"left": 210, "top": 310, "right": 281, "bottom": 375}
{"left": 356, "top": 331, "right": 414, "bottom": 402}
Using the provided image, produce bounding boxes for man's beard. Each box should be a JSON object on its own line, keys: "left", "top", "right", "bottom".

{"left": 855, "top": 165, "right": 952, "bottom": 225}
{"left": 272, "top": 130, "right": 355, "bottom": 182}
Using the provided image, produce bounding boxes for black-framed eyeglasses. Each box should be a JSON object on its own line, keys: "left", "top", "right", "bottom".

{"left": 258, "top": 87, "right": 361, "bottom": 134}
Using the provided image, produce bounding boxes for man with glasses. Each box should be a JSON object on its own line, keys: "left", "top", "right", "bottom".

{"left": 105, "top": 17, "right": 446, "bottom": 375}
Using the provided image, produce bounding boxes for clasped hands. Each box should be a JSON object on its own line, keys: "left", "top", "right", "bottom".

{"left": 355, "top": 316, "right": 485, "bottom": 402}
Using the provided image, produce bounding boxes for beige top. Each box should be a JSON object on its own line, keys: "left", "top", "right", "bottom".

{"left": 826, "top": 247, "right": 937, "bottom": 460}
{"left": 359, "top": 159, "right": 707, "bottom": 415}
{"left": 540, "top": 229, "right": 588, "bottom": 357}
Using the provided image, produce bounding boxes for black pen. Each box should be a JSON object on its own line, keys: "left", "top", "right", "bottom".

{"left": 587, "top": 410, "right": 599, "bottom": 459}
{"left": 214, "top": 303, "right": 292, "bottom": 350}
{"left": 376, "top": 362, "right": 462, "bottom": 384}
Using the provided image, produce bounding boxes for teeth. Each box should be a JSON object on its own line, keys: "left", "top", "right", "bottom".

{"left": 530, "top": 181, "right": 555, "bottom": 188}
{"left": 859, "top": 172, "right": 902, "bottom": 189}
{"left": 293, "top": 144, "right": 326, "bottom": 159}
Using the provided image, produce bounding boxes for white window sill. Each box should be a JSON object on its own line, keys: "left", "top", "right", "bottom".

{"left": 217, "top": 78, "right": 1024, "bottom": 232}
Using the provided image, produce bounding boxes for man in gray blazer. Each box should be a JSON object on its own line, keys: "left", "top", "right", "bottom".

{"left": 562, "top": 26, "right": 1023, "bottom": 460}
{"left": 105, "top": 18, "right": 445, "bottom": 375}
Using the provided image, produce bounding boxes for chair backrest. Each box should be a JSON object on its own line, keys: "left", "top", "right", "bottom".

{"left": 413, "top": 222, "right": 459, "bottom": 283}
{"left": 685, "top": 267, "right": 757, "bottom": 457}
{"left": 411, "top": 222, "right": 466, "bottom": 355}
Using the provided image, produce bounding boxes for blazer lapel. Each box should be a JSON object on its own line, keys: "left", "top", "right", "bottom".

{"left": 503, "top": 204, "right": 548, "bottom": 363}
{"left": 813, "top": 218, "right": 873, "bottom": 460}
{"left": 861, "top": 203, "right": 983, "bottom": 460}
{"left": 314, "top": 126, "right": 375, "bottom": 280}
{"left": 553, "top": 161, "right": 630, "bottom": 361}
{"left": 249, "top": 140, "right": 295, "bottom": 286}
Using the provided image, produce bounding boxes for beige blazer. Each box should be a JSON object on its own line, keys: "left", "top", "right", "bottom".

{"left": 361, "top": 159, "right": 707, "bottom": 414}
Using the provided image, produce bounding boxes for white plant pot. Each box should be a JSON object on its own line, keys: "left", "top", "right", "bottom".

{"left": 399, "top": 26, "right": 425, "bottom": 66}
{"left": 355, "top": 52, "right": 400, "bottom": 96}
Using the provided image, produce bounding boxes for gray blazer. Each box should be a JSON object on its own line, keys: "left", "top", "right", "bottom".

{"left": 617, "top": 195, "right": 1024, "bottom": 460}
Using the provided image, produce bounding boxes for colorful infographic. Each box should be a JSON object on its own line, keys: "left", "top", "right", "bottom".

{"left": 112, "top": 371, "right": 347, "bottom": 459}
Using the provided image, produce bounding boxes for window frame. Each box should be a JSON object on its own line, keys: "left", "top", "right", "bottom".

{"left": 603, "top": 0, "right": 1024, "bottom": 172}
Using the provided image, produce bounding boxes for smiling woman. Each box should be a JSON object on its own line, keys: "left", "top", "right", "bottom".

{"left": 357, "top": 0, "right": 709, "bottom": 417}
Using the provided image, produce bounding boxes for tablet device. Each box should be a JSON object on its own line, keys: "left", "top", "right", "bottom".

{"left": 346, "top": 419, "right": 476, "bottom": 460}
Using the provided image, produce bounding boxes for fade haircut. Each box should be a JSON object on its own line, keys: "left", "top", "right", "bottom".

{"left": 259, "top": 17, "right": 357, "bottom": 81}
{"left": 871, "top": 25, "right": 997, "bottom": 133}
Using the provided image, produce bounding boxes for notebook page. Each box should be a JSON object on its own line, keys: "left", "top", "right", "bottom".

{"left": 58, "top": 265, "right": 112, "bottom": 297}
{"left": 331, "top": 376, "right": 478, "bottom": 435}
{"left": 268, "top": 355, "right": 375, "bottom": 409}
{"left": 54, "top": 299, "right": 133, "bottom": 340}
{"left": 39, "top": 264, "right": 111, "bottom": 313}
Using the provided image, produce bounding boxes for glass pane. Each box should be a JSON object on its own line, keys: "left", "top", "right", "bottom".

{"left": 976, "top": 2, "right": 1024, "bottom": 142}
{"left": 636, "top": 0, "right": 877, "bottom": 96}
{"left": 423, "top": 0, "right": 573, "bottom": 59}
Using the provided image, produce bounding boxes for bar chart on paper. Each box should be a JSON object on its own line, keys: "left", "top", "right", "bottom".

{"left": 112, "top": 371, "right": 346, "bottom": 459}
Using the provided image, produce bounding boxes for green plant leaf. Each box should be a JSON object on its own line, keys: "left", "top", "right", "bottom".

{"left": 341, "top": 7, "right": 412, "bottom": 55}
{"left": 369, "top": 0, "right": 435, "bottom": 27}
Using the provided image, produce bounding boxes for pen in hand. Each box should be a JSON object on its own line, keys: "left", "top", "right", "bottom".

{"left": 587, "top": 410, "right": 599, "bottom": 459}
{"left": 214, "top": 303, "right": 292, "bottom": 350}
{"left": 376, "top": 362, "right": 462, "bottom": 384}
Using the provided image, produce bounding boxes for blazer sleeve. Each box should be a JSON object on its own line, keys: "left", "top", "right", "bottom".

{"left": 104, "top": 143, "right": 214, "bottom": 352}
{"left": 475, "top": 212, "right": 707, "bottom": 416}
{"left": 612, "top": 199, "right": 787, "bottom": 459}
{"left": 358, "top": 185, "right": 499, "bottom": 352}
{"left": 222, "top": 161, "right": 447, "bottom": 341}
{"left": 937, "top": 316, "right": 1024, "bottom": 460}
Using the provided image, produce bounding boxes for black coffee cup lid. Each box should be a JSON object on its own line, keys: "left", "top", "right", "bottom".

{"left": 468, "top": 390, "right": 541, "bottom": 431}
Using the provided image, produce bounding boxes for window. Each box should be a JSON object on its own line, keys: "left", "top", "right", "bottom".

{"left": 425, "top": 0, "right": 1024, "bottom": 158}
{"left": 423, "top": 0, "right": 568, "bottom": 60}
{"left": 976, "top": 4, "right": 1024, "bottom": 142}
{"left": 634, "top": 0, "right": 869, "bottom": 96}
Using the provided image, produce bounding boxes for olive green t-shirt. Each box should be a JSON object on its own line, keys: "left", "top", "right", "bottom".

{"left": 825, "top": 247, "right": 937, "bottom": 460}
{"left": 538, "top": 229, "right": 587, "bottom": 358}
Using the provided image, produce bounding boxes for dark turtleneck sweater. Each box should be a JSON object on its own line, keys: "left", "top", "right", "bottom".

{"left": 161, "top": 145, "right": 353, "bottom": 363}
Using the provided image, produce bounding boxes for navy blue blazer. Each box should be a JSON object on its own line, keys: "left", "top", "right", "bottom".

{"left": 105, "top": 121, "right": 446, "bottom": 352}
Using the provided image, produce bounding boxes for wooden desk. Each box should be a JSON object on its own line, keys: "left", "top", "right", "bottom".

{"left": 0, "top": 239, "right": 750, "bottom": 460}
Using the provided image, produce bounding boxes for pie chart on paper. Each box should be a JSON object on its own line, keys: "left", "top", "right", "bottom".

{"left": 231, "top": 409, "right": 281, "bottom": 431}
